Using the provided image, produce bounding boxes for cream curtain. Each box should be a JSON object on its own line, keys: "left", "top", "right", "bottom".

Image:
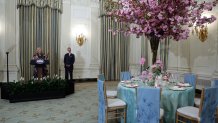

{"left": 100, "top": 0, "right": 130, "bottom": 81}
{"left": 160, "top": 38, "right": 170, "bottom": 71}
{"left": 17, "top": 0, "right": 62, "bottom": 80}
{"left": 141, "top": 36, "right": 149, "bottom": 69}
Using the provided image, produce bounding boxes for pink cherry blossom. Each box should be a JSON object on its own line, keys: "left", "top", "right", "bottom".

{"left": 107, "top": 0, "right": 217, "bottom": 41}
{"left": 156, "top": 59, "right": 162, "bottom": 64}
{"left": 140, "top": 57, "right": 146, "bottom": 65}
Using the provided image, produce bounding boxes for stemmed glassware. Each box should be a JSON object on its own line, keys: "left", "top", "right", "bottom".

{"left": 168, "top": 73, "right": 180, "bottom": 85}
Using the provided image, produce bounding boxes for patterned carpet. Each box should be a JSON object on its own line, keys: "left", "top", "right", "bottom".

{"left": 0, "top": 81, "right": 119, "bottom": 123}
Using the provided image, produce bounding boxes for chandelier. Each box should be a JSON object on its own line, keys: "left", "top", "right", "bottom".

{"left": 192, "top": 25, "right": 208, "bottom": 42}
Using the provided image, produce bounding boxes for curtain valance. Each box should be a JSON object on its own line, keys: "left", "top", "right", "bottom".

{"left": 17, "top": 0, "right": 63, "bottom": 13}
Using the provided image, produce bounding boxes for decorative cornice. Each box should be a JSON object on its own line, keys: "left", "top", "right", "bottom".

{"left": 17, "top": 0, "right": 63, "bottom": 13}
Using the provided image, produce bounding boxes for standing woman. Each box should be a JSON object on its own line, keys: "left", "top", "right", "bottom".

{"left": 64, "top": 47, "right": 75, "bottom": 80}
{"left": 32, "top": 47, "right": 48, "bottom": 78}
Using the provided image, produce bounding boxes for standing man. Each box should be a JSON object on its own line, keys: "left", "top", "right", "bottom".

{"left": 64, "top": 47, "right": 75, "bottom": 80}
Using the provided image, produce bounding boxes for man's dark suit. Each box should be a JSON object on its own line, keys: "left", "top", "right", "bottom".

{"left": 64, "top": 53, "right": 75, "bottom": 80}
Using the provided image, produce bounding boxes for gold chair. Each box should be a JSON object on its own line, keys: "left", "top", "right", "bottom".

{"left": 98, "top": 74, "right": 117, "bottom": 98}
{"left": 194, "top": 79, "right": 218, "bottom": 119}
{"left": 176, "top": 88, "right": 217, "bottom": 123}
{"left": 105, "top": 85, "right": 126, "bottom": 123}
{"left": 195, "top": 96, "right": 218, "bottom": 119}
{"left": 97, "top": 79, "right": 126, "bottom": 123}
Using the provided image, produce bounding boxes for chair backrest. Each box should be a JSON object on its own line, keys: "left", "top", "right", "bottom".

{"left": 120, "top": 71, "right": 131, "bottom": 81}
{"left": 199, "top": 87, "right": 218, "bottom": 123}
{"left": 211, "top": 79, "right": 218, "bottom": 87}
{"left": 184, "top": 73, "right": 196, "bottom": 88}
{"left": 98, "top": 74, "right": 105, "bottom": 81}
{"left": 97, "top": 79, "right": 106, "bottom": 123}
{"left": 137, "top": 87, "right": 160, "bottom": 123}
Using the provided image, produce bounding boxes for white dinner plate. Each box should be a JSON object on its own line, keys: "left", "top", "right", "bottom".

{"left": 123, "top": 84, "right": 138, "bottom": 88}
{"left": 121, "top": 81, "right": 125, "bottom": 83}
{"left": 169, "top": 86, "right": 186, "bottom": 91}
{"left": 121, "top": 80, "right": 131, "bottom": 83}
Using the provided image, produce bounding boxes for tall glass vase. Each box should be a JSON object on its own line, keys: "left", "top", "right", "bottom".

{"left": 149, "top": 36, "right": 160, "bottom": 64}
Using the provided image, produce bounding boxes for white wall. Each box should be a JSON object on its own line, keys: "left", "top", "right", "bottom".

{"left": 0, "top": 0, "right": 6, "bottom": 81}
{"left": 0, "top": 0, "right": 19, "bottom": 82}
{"left": 60, "top": 0, "right": 100, "bottom": 79}
{"left": 168, "top": 9, "right": 218, "bottom": 89}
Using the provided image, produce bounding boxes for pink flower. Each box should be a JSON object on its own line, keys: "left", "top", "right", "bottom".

{"left": 148, "top": 72, "right": 153, "bottom": 80}
{"left": 142, "top": 71, "right": 148, "bottom": 76}
{"left": 163, "top": 75, "right": 169, "bottom": 81}
{"left": 168, "top": 7, "right": 174, "bottom": 13}
{"left": 151, "top": 64, "right": 157, "bottom": 69}
{"left": 156, "top": 59, "right": 162, "bottom": 64}
{"left": 106, "top": 0, "right": 216, "bottom": 41}
{"left": 140, "top": 57, "right": 146, "bottom": 65}
{"left": 156, "top": 59, "right": 164, "bottom": 69}
{"left": 157, "top": 13, "right": 163, "bottom": 20}
{"left": 141, "top": 70, "right": 149, "bottom": 80}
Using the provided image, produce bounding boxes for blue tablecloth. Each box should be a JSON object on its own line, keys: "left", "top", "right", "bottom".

{"left": 117, "top": 82, "right": 195, "bottom": 123}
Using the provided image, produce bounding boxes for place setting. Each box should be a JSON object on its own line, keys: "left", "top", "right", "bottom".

{"left": 167, "top": 75, "right": 192, "bottom": 91}
{"left": 122, "top": 83, "right": 139, "bottom": 88}
{"left": 120, "top": 79, "right": 139, "bottom": 88}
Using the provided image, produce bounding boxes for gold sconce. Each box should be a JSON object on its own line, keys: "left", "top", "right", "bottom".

{"left": 76, "top": 34, "right": 86, "bottom": 46}
{"left": 192, "top": 25, "right": 208, "bottom": 42}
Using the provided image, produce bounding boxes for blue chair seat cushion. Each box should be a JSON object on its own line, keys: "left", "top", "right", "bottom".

{"left": 108, "top": 98, "right": 126, "bottom": 108}
{"left": 177, "top": 106, "right": 200, "bottom": 121}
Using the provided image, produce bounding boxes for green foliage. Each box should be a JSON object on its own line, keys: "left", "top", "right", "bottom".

{"left": 7, "top": 77, "right": 67, "bottom": 96}
{"left": 147, "top": 81, "right": 155, "bottom": 86}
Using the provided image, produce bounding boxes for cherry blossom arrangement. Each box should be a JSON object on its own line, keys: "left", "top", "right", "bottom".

{"left": 107, "top": 0, "right": 216, "bottom": 40}
{"left": 107, "top": 0, "right": 217, "bottom": 63}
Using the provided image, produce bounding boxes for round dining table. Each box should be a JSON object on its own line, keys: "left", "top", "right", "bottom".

{"left": 117, "top": 81, "right": 195, "bottom": 123}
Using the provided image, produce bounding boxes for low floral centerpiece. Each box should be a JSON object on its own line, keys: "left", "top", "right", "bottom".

{"left": 141, "top": 59, "right": 164, "bottom": 86}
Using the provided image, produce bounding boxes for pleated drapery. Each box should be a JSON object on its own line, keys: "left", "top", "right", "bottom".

{"left": 141, "top": 36, "right": 149, "bottom": 69}
{"left": 100, "top": 0, "right": 130, "bottom": 81}
{"left": 160, "top": 38, "right": 170, "bottom": 71}
{"left": 18, "top": 0, "right": 62, "bottom": 80}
